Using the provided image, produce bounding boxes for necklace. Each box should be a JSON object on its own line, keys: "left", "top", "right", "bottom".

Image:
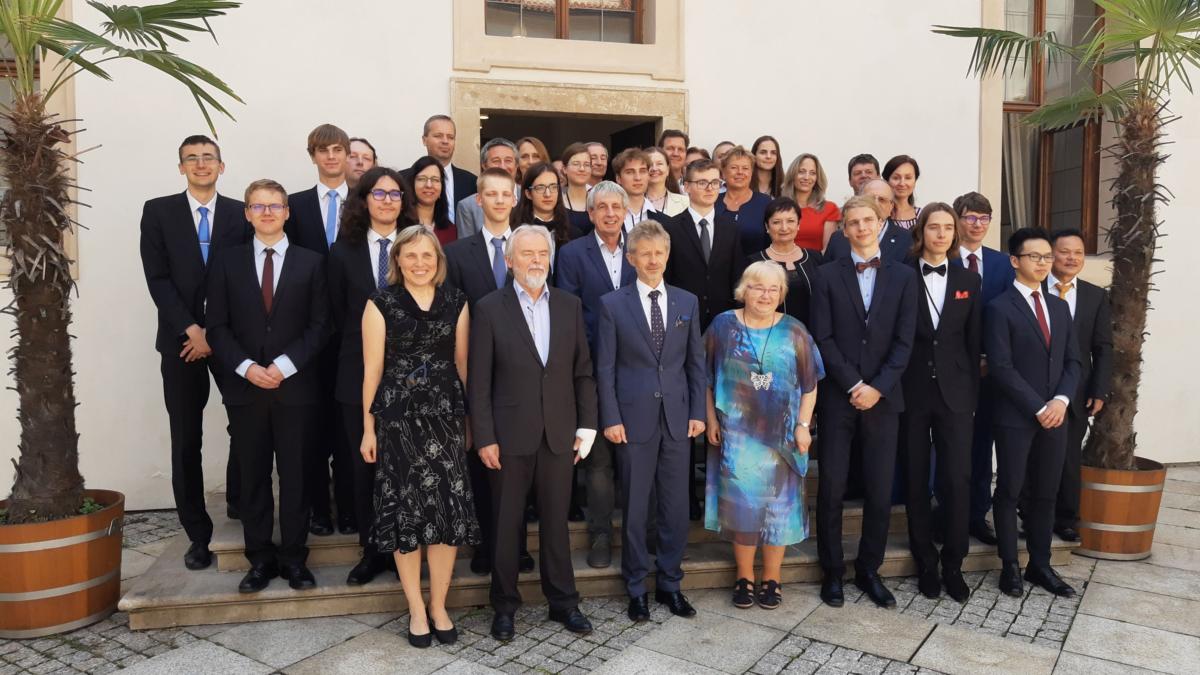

{"left": 768, "top": 244, "right": 799, "bottom": 257}
{"left": 740, "top": 310, "right": 777, "bottom": 391}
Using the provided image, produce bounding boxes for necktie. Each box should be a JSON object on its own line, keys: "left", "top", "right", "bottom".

{"left": 922, "top": 263, "right": 946, "bottom": 276}
{"left": 262, "top": 248, "right": 275, "bottom": 314}
{"left": 1056, "top": 281, "right": 1073, "bottom": 299}
{"left": 698, "top": 218, "right": 712, "bottom": 263}
{"left": 197, "top": 206, "right": 211, "bottom": 264}
{"left": 491, "top": 237, "right": 507, "bottom": 289}
{"left": 648, "top": 290, "right": 665, "bottom": 356}
{"left": 325, "top": 189, "right": 339, "bottom": 248}
{"left": 967, "top": 252, "right": 979, "bottom": 275}
{"left": 376, "top": 239, "right": 390, "bottom": 289}
{"left": 1031, "top": 290, "right": 1051, "bottom": 348}
{"left": 855, "top": 257, "right": 881, "bottom": 274}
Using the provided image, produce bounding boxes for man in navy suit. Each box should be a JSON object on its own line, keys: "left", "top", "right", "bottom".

{"left": 420, "top": 115, "right": 477, "bottom": 220}
{"left": 140, "top": 135, "right": 252, "bottom": 570}
{"left": 824, "top": 180, "right": 913, "bottom": 262}
{"left": 594, "top": 220, "right": 705, "bottom": 623}
{"left": 556, "top": 181, "right": 638, "bottom": 569}
{"left": 986, "top": 228, "right": 1081, "bottom": 598}
{"left": 811, "top": 195, "right": 918, "bottom": 609}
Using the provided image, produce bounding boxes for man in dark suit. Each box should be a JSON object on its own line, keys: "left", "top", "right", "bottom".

{"left": 899, "top": 204, "right": 981, "bottom": 603}
{"left": 595, "top": 220, "right": 705, "bottom": 622}
{"left": 456, "top": 138, "right": 519, "bottom": 239}
{"left": 558, "top": 181, "right": 638, "bottom": 569}
{"left": 140, "top": 135, "right": 252, "bottom": 570}
{"left": 986, "top": 228, "right": 1082, "bottom": 598}
{"left": 416, "top": 114, "right": 476, "bottom": 224}
{"left": 470, "top": 225, "right": 599, "bottom": 641}
{"left": 206, "top": 179, "right": 330, "bottom": 593}
{"left": 811, "top": 195, "right": 918, "bottom": 609}
{"left": 824, "top": 179, "right": 913, "bottom": 262}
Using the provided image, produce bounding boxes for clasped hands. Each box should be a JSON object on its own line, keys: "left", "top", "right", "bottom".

{"left": 1036, "top": 399, "right": 1068, "bottom": 429}
{"left": 180, "top": 324, "right": 212, "bottom": 362}
{"left": 246, "top": 363, "right": 285, "bottom": 390}
{"left": 848, "top": 383, "right": 881, "bottom": 411}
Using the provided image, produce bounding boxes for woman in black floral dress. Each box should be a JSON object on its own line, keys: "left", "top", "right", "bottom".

{"left": 360, "top": 225, "right": 479, "bottom": 647}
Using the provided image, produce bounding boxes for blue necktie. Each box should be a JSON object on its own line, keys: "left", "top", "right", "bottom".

{"left": 491, "top": 237, "right": 507, "bottom": 289}
{"left": 197, "top": 206, "right": 211, "bottom": 264}
{"left": 325, "top": 189, "right": 339, "bottom": 247}
{"left": 376, "top": 238, "right": 389, "bottom": 289}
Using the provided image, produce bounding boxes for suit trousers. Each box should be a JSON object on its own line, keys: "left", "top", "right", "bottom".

{"left": 582, "top": 435, "right": 615, "bottom": 538}
{"left": 159, "top": 353, "right": 239, "bottom": 544}
{"left": 228, "top": 398, "right": 312, "bottom": 567}
{"left": 993, "top": 423, "right": 1067, "bottom": 569}
{"left": 1056, "top": 411, "right": 1089, "bottom": 529}
{"left": 900, "top": 384, "right": 973, "bottom": 573}
{"left": 489, "top": 440, "right": 579, "bottom": 614}
{"left": 966, "top": 381, "right": 998, "bottom": 525}
{"left": 616, "top": 418, "right": 690, "bottom": 597}
{"left": 816, "top": 395, "right": 900, "bottom": 578}
{"left": 307, "top": 343, "right": 355, "bottom": 524}
{"left": 340, "top": 404, "right": 376, "bottom": 550}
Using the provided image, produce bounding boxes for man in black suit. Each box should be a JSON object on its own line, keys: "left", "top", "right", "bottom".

{"left": 140, "top": 134, "right": 252, "bottom": 570}
{"left": 824, "top": 179, "right": 913, "bottom": 262}
{"left": 206, "top": 179, "right": 330, "bottom": 593}
{"left": 986, "top": 228, "right": 1081, "bottom": 598}
{"left": 470, "top": 225, "right": 599, "bottom": 641}
{"left": 283, "top": 123, "right": 355, "bottom": 537}
{"left": 899, "top": 204, "right": 981, "bottom": 603}
{"left": 811, "top": 195, "right": 918, "bottom": 609}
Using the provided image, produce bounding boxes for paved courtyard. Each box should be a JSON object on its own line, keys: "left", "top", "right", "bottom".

{"left": 3, "top": 464, "right": 1200, "bottom": 674}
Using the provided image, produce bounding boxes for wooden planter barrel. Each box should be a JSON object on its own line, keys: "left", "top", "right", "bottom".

{"left": 0, "top": 489, "right": 124, "bottom": 638}
{"left": 1077, "top": 457, "right": 1165, "bottom": 560}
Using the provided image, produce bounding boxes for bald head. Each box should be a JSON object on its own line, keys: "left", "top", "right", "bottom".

{"left": 859, "top": 179, "right": 895, "bottom": 222}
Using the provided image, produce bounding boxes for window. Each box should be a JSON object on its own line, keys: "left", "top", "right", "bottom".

{"left": 1000, "top": 0, "right": 1101, "bottom": 252}
{"left": 484, "top": 0, "right": 646, "bottom": 44}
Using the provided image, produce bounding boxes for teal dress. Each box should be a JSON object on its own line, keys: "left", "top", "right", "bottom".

{"left": 704, "top": 311, "right": 824, "bottom": 546}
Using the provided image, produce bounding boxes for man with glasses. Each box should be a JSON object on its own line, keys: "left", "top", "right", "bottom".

{"left": 346, "top": 137, "right": 377, "bottom": 189}
{"left": 824, "top": 179, "right": 913, "bottom": 263}
{"left": 456, "top": 138, "right": 520, "bottom": 239}
{"left": 140, "top": 135, "right": 252, "bottom": 571}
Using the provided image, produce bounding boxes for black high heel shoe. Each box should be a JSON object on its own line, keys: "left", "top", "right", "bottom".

{"left": 408, "top": 615, "right": 432, "bottom": 648}
{"left": 430, "top": 610, "right": 458, "bottom": 645}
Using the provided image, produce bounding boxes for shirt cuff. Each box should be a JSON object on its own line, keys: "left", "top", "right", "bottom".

{"left": 575, "top": 428, "right": 597, "bottom": 460}
{"left": 273, "top": 355, "right": 298, "bottom": 379}
{"left": 848, "top": 380, "right": 864, "bottom": 394}
{"left": 236, "top": 359, "right": 253, "bottom": 378}
{"left": 1054, "top": 395, "right": 1070, "bottom": 406}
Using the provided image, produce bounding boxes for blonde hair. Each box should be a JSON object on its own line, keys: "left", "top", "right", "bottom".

{"left": 387, "top": 224, "right": 448, "bottom": 286}
{"left": 734, "top": 261, "right": 789, "bottom": 304}
{"left": 782, "top": 153, "right": 829, "bottom": 208}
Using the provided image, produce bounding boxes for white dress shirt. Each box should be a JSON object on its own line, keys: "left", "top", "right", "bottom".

{"left": 1048, "top": 273, "right": 1077, "bottom": 318}
{"left": 624, "top": 197, "right": 656, "bottom": 233}
{"left": 482, "top": 226, "right": 512, "bottom": 268}
{"left": 186, "top": 191, "right": 218, "bottom": 233}
{"left": 595, "top": 232, "right": 625, "bottom": 291}
{"left": 443, "top": 163, "right": 456, "bottom": 220}
{"left": 366, "top": 228, "right": 397, "bottom": 285}
{"left": 1012, "top": 280, "right": 1070, "bottom": 414}
{"left": 919, "top": 257, "right": 948, "bottom": 330}
{"left": 849, "top": 250, "right": 879, "bottom": 313}
{"left": 960, "top": 245, "right": 984, "bottom": 277}
{"left": 636, "top": 278, "right": 668, "bottom": 331}
{"left": 317, "top": 181, "right": 349, "bottom": 231}
{"left": 687, "top": 207, "right": 715, "bottom": 242}
{"left": 235, "top": 235, "right": 297, "bottom": 380}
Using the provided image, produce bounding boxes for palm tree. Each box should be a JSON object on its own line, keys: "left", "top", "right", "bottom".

{"left": 2, "top": 1, "right": 241, "bottom": 523}
{"left": 935, "top": 1, "right": 1200, "bottom": 471}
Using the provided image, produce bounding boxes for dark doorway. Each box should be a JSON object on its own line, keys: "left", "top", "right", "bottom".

{"left": 480, "top": 110, "right": 659, "bottom": 167}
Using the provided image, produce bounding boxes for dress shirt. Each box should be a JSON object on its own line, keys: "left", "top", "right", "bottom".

{"left": 687, "top": 207, "right": 715, "bottom": 242}
{"left": 960, "top": 245, "right": 984, "bottom": 277}
{"left": 186, "top": 191, "right": 218, "bottom": 234}
{"left": 442, "top": 163, "right": 456, "bottom": 221}
{"left": 317, "top": 181, "right": 349, "bottom": 231}
{"left": 1012, "top": 280, "right": 1070, "bottom": 414}
{"left": 482, "top": 226, "right": 512, "bottom": 268}
{"left": 595, "top": 232, "right": 625, "bottom": 291}
{"left": 235, "top": 235, "right": 297, "bottom": 380}
{"left": 849, "top": 250, "right": 879, "bottom": 313}
{"left": 366, "top": 228, "right": 397, "bottom": 284}
{"left": 1048, "top": 273, "right": 1077, "bottom": 317}
{"left": 516, "top": 281, "right": 551, "bottom": 366}
{"left": 624, "top": 197, "right": 655, "bottom": 232}
{"left": 919, "top": 257, "right": 948, "bottom": 330}
{"left": 636, "top": 278, "right": 668, "bottom": 331}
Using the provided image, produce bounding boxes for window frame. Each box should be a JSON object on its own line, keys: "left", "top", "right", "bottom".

{"left": 485, "top": 0, "right": 645, "bottom": 44}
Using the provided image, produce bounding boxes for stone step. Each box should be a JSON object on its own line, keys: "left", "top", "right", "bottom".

{"left": 120, "top": 531, "right": 1078, "bottom": 630}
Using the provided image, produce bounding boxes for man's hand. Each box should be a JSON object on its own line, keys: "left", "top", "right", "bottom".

{"left": 360, "top": 432, "right": 377, "bottom": 464}
{"left": 264, "top": 363, "right": 285, "bottom": 384}
{"left": 706, "top": 417, "right": 721, "bottom": 447}
{"left": 1087, "top": 398, "right": 1105, "bottom": 416}
{"left": 573, "top": 436, "right": 584, "bottom": 464}
{"left": 979, "top": 356, "right": 989, "bottom": 378}
{"left": 478, "top": 444, "right": 501, "bottom": 470}
{"left": 180, "top": 324, "right": 212, "bottom": 362}
{"left": 1037, "top": 399, "right": 1068, "bottom": 429}
{"left": 850, "top": 384, "right": 881, "bottom": 411}
{"left": 604, "top": 425, "right": 627, "bottom": 445}
{"left": 246, "top": 364, "right": 280, "bottom": 389}
{"left": 688, "top": 419, "right": 706, "bottom": 438}
{"left": 795, "top": 425, "right": 812, "bottom": 455}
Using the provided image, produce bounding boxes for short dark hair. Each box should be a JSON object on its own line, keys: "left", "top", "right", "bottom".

{"left": 847, "top": 153, "right": 879, "bottom": 177}
{"left": 764, "top": 196, "right": 801, "bottom": 225}
{"left": 1007, "top": 227, "right": 1051, "bottom": 256}
{"left": 349, "top": 137, "right": 377, "bottom": 159}
{"left": 422, "top": 114, "right": 454, "bottom": 137}
{"left": 407, "top": 155, "right": 451, "bottom": 232}
{"left": 612, "top": 147, "right": 650, "bottom": 174}
{"left": 179, "top": 134, "right": 220, "bottom": 162}
{"left": 685, "top": 146, "right": 710, "bottom": 159}
{"left": 1050, "top": 227, "right": 1085, "bottom": 245}
{"left": 684, "top": 158, "right": 719, "bottom": 182}
{"left": 659, "top": 129, "right": 689, "bottom": 147}
{"left": 306, "top": 123, "right": 350, "bottom": 156}
{"left": 953, "top": 191, "right": 993, "bottom": 216}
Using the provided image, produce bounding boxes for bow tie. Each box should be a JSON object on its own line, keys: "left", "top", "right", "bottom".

{"left": 922, "top": 263, "right": 947, "bottom": 277}
{"left": 854, "top": 257, "right": 881, "bottom": 274}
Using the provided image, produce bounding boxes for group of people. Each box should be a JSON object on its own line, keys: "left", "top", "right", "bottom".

{"left": 139, "top": 115, "right": 1113, "bottom": 647}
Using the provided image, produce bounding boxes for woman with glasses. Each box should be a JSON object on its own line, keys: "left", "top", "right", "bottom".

{"left": 517, "top": 162, "right": 581, "bottom": 254}
{"left": 746, "top": 198, "right": 823, "bottom": 326}
{"left": 717, "top": 146, "right": 773, "bottom": 255}
{"left": 751, "top": 135, "right": 783, "bottom": 197}
{"left": 560, "top": 142, "right": 595, "bottom": 236}
{"left": 516, "top": 136, "right": 550, "bottom": 183}
{"left": 883, "top": 154, "right": 922, "bottom": 230}
{"left": 644, "top": 146, "right": 689, "bottom": 217}
{"left": 782, "top": 153, "right": 840, "bottom": 252}
{"left": 407, "top": 156, "right": 456, "bottom": 246}
{"left": 704, "top": 262, "right": 823, "bottom": 610}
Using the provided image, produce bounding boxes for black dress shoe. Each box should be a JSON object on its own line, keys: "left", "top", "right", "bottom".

{"left": 970, "top": 520, "right": 998, "bottom": 545}
{"left": 525, "top": 504, "right": 539, "bottom": 523}
{"left": 999, "top": 562, "right": 1024, "bottom": 597}
{"left": 627, "top": 594, "right": 651, "bottom": 622}
{"left": 238, "top": 563, "right": 278, "bottom": 593}
{"left": 430, "top": 612, "right": 458, "bottom": 645}
{"left": 548, "top": 606, "right": 593, "bottom": 635}
{"left": 184, "top": 541, "right": 212, "bottom": 570}
{"left": 1054, "top": 525, "right": 1081, "bottom": 542}
{"left": 470, "top": 552, "right": 491, "bottom": 576}
{"left": 346, "top": 554, "right": 387, "bottom": 586}
{"left": 309, "top": 514, "right": 334, "bottom": 536}
{"left": 655, "top": 590, "right": 696, "bottom": 617}
{"left": 917, "top": 568, "right": 941, "bottom": 599}
{"left": 519, "top": 550, "right": 535, "bottom": 573}
{"left": 280, "top": 563, "right": 317, "bottom": 590}
{"left": 568, "top": 504, "right": 586, "bottom": 522}
{"left": 820, "top": 576, "right": 844, "bottom": 608}
{"left": 408, "top": 618, "right": 432, "bottom": 649}
{"left": 337, "top": 517, "right": 358, "bottom": 536}
{"left": 226, "top": 504, "right": 240, "bottom": 521}
{"left": 491, "top": 612, "right": 515, "bottom": 641}
{"left": 854, "top": 571, "right": 897, "bottom": 608}
{"left": 942, "top": 569, "right": 970, "bottom": 603}
{"left": 1024, "top": 565, "right": 1076, "bottom": 597}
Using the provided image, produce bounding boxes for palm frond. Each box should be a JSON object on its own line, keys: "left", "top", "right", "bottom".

{"left": 1090, "top": 0, "right": 1200, "bottom": 95}
{"left": 85, "top": 0, "right": 239, "bottom": 49}
{"left": 931, "top": 25, "right": 1080, "bottom": 78}
{"left": 1025, "top": 80, "right": 1140, "bottom": 129}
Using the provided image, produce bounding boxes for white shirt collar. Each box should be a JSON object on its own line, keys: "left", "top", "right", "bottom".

{"left": 252, "top": 234, "right": 289, "bottom": 256}
{"left": 636, "top": 278, "right": 666, "bottom": 299}
{"left": 920, "top": 257, "right": 948, "bottom": 270}
{"left": 960, "top": 244, "right": 983, "bottom": 258}
{"left": 317, "top": 182, "right": 349, "bottom": 201}
{"left": 186, "top": 191, "right": 217, "bottom": 215}
{"left": 595, "top": 230, "right": 623, "bottom": 253}
{"left": 1048, "top": 273, "right": 1075, "bottom": 290}
{"left": 367, "top": 228, "right": 396, "bottom": 246}
{"left": 514, "top": 280, "right": 548, "bottom": 305}
{"left": 850, "top": 248, "right": 880, "bottom": 265}
{"left": 481, "top": 226, "right": 512, "bottom": 246}
{"left": 687, "top": 206, "right": 714, "bottom": 224}
{"left": 1012, "top": 279, "right": 1044, "bottom": 301}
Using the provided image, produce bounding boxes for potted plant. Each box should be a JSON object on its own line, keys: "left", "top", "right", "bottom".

{"left": 935, "top": 0, "right": 1198, "bottom": 559}
{"left": 0, "top": 0, "right": 240, "bottom": 637}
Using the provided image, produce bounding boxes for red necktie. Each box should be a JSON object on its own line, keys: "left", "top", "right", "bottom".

{"left": 967, "top": 252, "right": 979, "bottom": 275}
{"left": 262, "top": 248, "right": 275, "bottom": 314}
{"left": 1031, "top": 290, "right": 1050, "bottom": 348}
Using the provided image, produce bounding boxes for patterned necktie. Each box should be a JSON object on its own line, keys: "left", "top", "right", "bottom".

{"left": 325, "top": 189, "right": 339, "bottom": 248}
{"left": 376, "top": 239, "right": 389, "bottom": 289}
{"left": 1031, "top": 290, "right": 1051, "bottom": 348}
{"left": 648, "top": 289, "right": 665, "bottom": 356}
{"left": 197, "top": 206, "right": 211, "bottom": 264}
{"left": 967, "top": 252, "right": 979, "bottom": 275}
{"left": 698, "top": 218, "right": 712, "bottom": 263}
{"left": 491, "top": 237, "right": 507, "bottom": 289}
{"left": 262, "top": 248, "right": 275, "bottom": 314}
{"left": 1056, "top": 281, "right": 1073, "bottom": 299}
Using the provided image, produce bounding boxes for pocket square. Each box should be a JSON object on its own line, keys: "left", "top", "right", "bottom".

{"left": 955, "top": 290, "right": 970, "bottom": 300}
{"left": 674, "top": 315, "right": 690, "bottom": 328}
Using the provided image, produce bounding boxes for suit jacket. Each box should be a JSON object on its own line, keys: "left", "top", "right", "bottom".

{"left": 284, "top": 186, "right": 331, "bottom": 256}
{"left": 595, "top": 284, "right": 705, "bottom": 443}
{"left": 140, "top": 191, "right": 251, "bottom": 353}
{"left": 984, "top": 285, "right": 1082, "bottom": 428}
{"left": 901, "top": 261, "right": 982, "bottom": 413}
{"left": 555, "top": 233, "right": 637, "bottom": 348}
{"left": 444, "top": 231, "right": 511, "bottom": 307}
{"left": 811, "top": 256, "right": 919, "bottom": 413}
{"left": 961, "top": 245, "right": 1014, "bottom": 307}
{"left": 206, "top": 241, "right": 330, "bottom": 406}
{"left": 327, "top": 237, "right": 379, "bottom": 406}
{"left": 1041, "top": 277, "right": 1113, "bottom": 417}
{"left": 663, "top": 210, "right": 745, "bottom": 329}
{"left": 468, "top": 286, "right": 598, "bottom": 455}
{"left": 824, "top": 221, "right": 913, "bottom": 263}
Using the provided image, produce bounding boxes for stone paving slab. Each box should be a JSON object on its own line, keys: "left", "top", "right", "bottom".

{"left": 634, "top": 611, "right": 785, "bottom": 674}
{"left": 1158, "top": 506, "right": 1200, "bottom": 528}
{"left": 1166, "top": 466, "right": 1200, "bottom": 483}
{"left": 1063, "top": 614, "right": 1200, "bottom": 675}
{"left": 431, "top": 661, "right": 507, "bottom": 674}
{"left": 1079, "top": 582, "right": 1200, "bottom": 638}
{"left": 1165, "top": 479, "right": 1200, "bottom": 496}
{"left": 593, "top": 645, "right": 726, "bottom": 674}
{"left": 1146, "top": 541, "right": 1200, "bottom": 573}
{"left": 911, "top": 623, "right": 1057, "bottom": 675}
{"left": 1090, "top": 559, "right": 1200, "bottom": 600}
{"left": 1051, "top": 651, "right": 1160, "bottom": 674}
{"left": 117, "top": 640, "right": 272, "bottom": 675}
{"left": 794, "top": 603, "right": 934, "bottom": 662}
{"left": 283, "top": 628, "right": 455, "bottom": 674}
{"left": 1160, "top": 492, "right": 1200, "bottom": 512}
{"left": 209, "top": 616, "right": 372, "bottom": 669}
{"left": 1154, "top": 523, "right": 1200, "bottom": 548}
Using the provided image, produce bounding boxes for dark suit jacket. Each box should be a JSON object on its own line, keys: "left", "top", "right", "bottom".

{"left": 824, "top": 221, "right": 914, "bottom": 263}
{"left": 811, "top": 256, "right": 919, "bottom": 413}
{"left": 555, "top": 234, "right": 637, "bottom": 348}
{"left": 444, "top": 231, "right": 510, "bottom": 307}
{"left": 140, "top": 192, "right": 251, "bottom": 353}
{"left": 594, "top": 284, "right": 705, "bottom": 443}
{"left": 961, "top": 246, "right": 1014, "bottom": 307}
{"left": 284, "top": 187, "right": 332, "bottom": 255}
{"left": 1042, "top": 277, "right": 1113, "bottom": 417}
{"left": 902, "top": 262, "right": 982, "bottom": 413}
{"left": 206, "top": 241, "right": 330, "bottom": 406}
{"left": 327, "top": 237, "right": 378, "bottom": 406}
{"left": 663, "top": 210, "right": 745, "bottom": 329}
{"left": 468, "top": 286, "right": 598, "bottom": 455}
{"left": 984, "top": 285, "right": 1082, "bottom": 428}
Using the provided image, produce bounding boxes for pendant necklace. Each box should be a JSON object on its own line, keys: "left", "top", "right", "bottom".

{"left": 742, "top": 311, "right": 776, "bottom": 391}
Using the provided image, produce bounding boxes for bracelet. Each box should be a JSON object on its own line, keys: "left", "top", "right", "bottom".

{"left": 798, "top": 420, "right": 810, "bottom": 428}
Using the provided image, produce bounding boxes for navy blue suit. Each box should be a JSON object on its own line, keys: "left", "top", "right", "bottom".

{"left": 824, "top": 221, "right": 913, "bottom": 263}
{"left": 595, "top": 283, "right": 705, "bottom": 597}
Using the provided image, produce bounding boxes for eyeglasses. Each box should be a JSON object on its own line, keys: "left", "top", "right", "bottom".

{"left": 567, "top": 161, "right": 591, "bottom": 170}
{"left": 413, "top": 176, "right": 442, "bottom": 186}
{"left": 687, "top": 179, "right": 725, "bottom": 191}
{"left": 961, "top": 215, "right": 993, "bottom": 226}
{"left": 248, "top": 204, "right": 285, "bottom": 215}
{"left": 873, "top": 196, "right": 895, "bottom": 205}
{"left": 181, "top": 153, "right": 219, "bottom": 165}
{"left": 529, "top": 184, "right": 560, "bottom": 196}
{"left": 370, "top": 189, "right": 404, "bottom": 202}
{"left": 1017, "top": 253, "right": 1054, "bottom": 263}
{"left": 746, "top": 285, "right": 781, "bottom": 296}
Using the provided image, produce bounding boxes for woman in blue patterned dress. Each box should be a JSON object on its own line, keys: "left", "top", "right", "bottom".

{"left": 705, "top": 261, "right": 823, "bottom": 610}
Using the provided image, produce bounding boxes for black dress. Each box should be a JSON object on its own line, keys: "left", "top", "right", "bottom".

{"left": 747, "top": 248, "right": 823, "bottom": 326}
{"left": 369, "top": 285, "right": 481, "bottom": 554}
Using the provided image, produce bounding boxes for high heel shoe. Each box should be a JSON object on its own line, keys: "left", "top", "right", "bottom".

{"left": 429, "top": 610, "right": 458, "bottom": 645}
